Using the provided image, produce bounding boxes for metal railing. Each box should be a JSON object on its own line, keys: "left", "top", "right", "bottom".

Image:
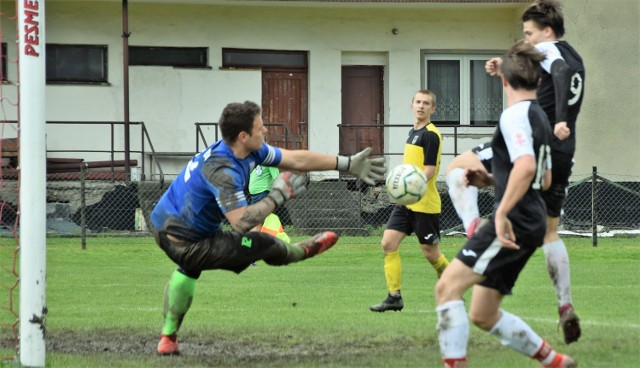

{"left": 9, "top": 122, "right": 638, "bottom": 245}
{"left": 1, "top": 120, "right": 165, "bottom": 184}
{"left": 195, "top": 122, "right": 219, "bottom": 152}
{"left": 1, "top": 119, "right": 637, "bottom": 243}
{"left": 6, "top": 121, "right": 290, "bottom": 186}
{"left": 45, "top": 121, "right": 166, "bottom": 185}
{"left": 195, "top": 122, "right": 289, "bottom": 152}
{"left": 15, "top": 167, "right": 638, "bottom": 243}
{"left": 337, "top": 122, "right": 494, "bottom": 158}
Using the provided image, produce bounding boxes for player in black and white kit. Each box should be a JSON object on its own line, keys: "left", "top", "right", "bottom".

{"left": 446, "top": 0, "right": 585, "bottom": 345}
{"left": 435, "top": 41, "right": 576, "bottom": 368}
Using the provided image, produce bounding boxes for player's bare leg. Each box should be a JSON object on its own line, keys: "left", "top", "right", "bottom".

{"left": 543, "top": 216, "right": 581, "bottom": 344}
{"left": 435, "top": 259, "right": 482, "bottom": 368}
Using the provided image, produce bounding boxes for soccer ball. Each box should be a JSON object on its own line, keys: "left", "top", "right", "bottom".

{"left": 385, "top": 164, "right": 427, "bottom": 205}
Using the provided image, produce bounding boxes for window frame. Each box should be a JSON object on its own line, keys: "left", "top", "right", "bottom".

{"left": 1, "top": 43, "right": 6, "bottom": 81}
{"left": 423, "top": 51, "right": 505, "bottom": 126}
{"left": 46, "top": 44, "right": 108, "bottom": 84}
{"left": 221, "top": 48, "right": 308, "bottom": 69}
{"left": 129, "top": 46, "right": 210, "bottom": 68}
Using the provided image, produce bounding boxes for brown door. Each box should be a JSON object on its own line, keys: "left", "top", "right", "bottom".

{"left": 262, "top": 69, "right": 308, "bottom": 150}
{"left": 340, "top": 66, "right": 384, "bottom": 155}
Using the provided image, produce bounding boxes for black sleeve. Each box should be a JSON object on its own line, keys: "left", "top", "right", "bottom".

{"left": 202, "top": 159, "right": 246, "bottom": 212}
{"left": 422, "top": 131, "right": 440, "bottom": 166}
{"left": 550, "top": 59, "right": 572, "bottom": 123}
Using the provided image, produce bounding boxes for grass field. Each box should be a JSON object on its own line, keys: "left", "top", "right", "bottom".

{"left": 1, "top": 235, "right": 639, "bottom": 367}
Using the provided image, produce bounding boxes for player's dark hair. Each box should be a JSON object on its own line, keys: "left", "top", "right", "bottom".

{"left": 413, "top": 89, "right": 437, "bottom": 107}
{"left": 522, "top": 0, "right": 565, "bottom": 38}
{"left": 500, "top": 40, "right": 546, "bottom": 90}
{"left": 219, "top": 101, "right": 261, "bottom": 143}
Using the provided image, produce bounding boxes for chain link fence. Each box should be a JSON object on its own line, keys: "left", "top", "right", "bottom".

{"left": 1, "top": 166, "right": 636, "bottom": 246}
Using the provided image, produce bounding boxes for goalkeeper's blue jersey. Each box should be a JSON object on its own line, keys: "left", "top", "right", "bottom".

{"left": 151, "top": 140, "right": 282, "bottom": 241}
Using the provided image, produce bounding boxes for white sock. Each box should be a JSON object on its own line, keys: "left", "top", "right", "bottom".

{"left": 489, "top": 310, "right": 555, "bottom": 364}
{"left": 542, "top": 239, "right": 572, "bottom": 307}
{"left": 446, "top": 168, "right": 479, "bottom": 232}
{"left": 436, "top": 300, "right": 468, "bottom": 360}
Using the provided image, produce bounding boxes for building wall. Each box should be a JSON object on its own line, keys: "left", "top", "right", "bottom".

{"left": 562, "top": 0, "right": 640, "bottom": 179}
{"left": 3, "top": 0, "right": 638, "bottom": 181}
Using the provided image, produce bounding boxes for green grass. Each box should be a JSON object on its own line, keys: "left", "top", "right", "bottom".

{"left": 1, "top": 236, "right": 639, "bottom": 367}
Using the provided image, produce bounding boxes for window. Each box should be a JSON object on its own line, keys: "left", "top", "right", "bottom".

{"left": 46, "top": 44, "right": 108, "bottom": 83}
{"left": 129, "top": 46, "right": 208, "bottom": 68}
{"left": 222, "top": 49, "right": 307, "bottom": 69}
{"left": 424, "top": 54, "right": 503, "bottom": 126}
{"left": 1, "top": 43, "right": 6, "bottom": 81}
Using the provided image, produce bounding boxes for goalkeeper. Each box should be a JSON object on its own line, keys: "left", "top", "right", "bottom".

{"left": 151, "top": 100, "right": 386, "bottom": 356}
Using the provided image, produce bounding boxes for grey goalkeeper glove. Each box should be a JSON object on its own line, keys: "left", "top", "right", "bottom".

{"left": 336, "top": 147, "right": 386, "bottom": 186}
{"left": 267, "top": 172, "right": 308, "bottom": 207}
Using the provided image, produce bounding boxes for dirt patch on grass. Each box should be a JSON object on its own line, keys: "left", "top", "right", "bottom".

{"left": 44, "top": 329, "right": 428, "bottom": 367}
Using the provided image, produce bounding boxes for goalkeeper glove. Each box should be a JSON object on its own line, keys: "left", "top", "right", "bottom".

{"left": 336, "top": 147, "right": 386, "bottom": 185}
{"left": 267, "top": 172, "right": 308, "bottom": 207}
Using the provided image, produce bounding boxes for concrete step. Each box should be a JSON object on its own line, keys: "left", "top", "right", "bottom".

{"left": 287, "top": 181, "right": 365, "bottom": 234}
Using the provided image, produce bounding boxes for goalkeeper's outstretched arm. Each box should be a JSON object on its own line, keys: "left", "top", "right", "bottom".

{"left": 278, "top": 147, "right": 386, "bottom": 185}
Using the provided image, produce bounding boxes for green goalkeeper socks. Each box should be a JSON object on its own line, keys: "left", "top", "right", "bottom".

{"left": 162, "top": 270, "right": 196, "bottom": 336}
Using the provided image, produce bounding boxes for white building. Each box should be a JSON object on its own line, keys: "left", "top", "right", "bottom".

{"left": 3, "top": 0, "right": 639, "bottom": 182}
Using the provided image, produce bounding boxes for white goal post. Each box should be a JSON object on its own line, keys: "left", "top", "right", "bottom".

{"left": 18, "top": 0, "right": 47, "bottom": 366}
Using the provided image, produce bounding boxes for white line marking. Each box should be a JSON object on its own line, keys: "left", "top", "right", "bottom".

{"left": 525, "top": 316, "right": 640, "bottom": 329}
{"left": 409, "top": 310, "right": 640, "bottom": 329}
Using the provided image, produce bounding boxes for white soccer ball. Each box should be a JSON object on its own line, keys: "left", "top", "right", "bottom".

{"left": 385, "top": 164, "right": 427, "bottom": 205}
